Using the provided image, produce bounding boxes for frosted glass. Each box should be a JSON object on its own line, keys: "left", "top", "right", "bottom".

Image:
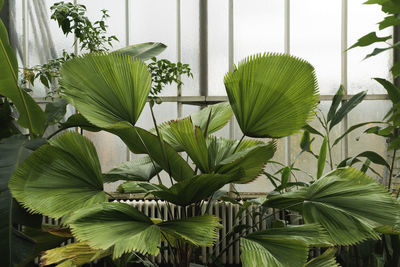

{"left": 130, "top": 0, "right": 177, "bottom": 96}
{"left": 181, "top": 0, "right": 200, "bottom": 96}
{"left": 348, "top": 100, "right": 391, "bottom": 180}
{"left": 348, "top": 0, "right": 392, "bottom": 94}
{"left": 208, "top": 0, "right": 228, "bottom": 96}
{"left": 291, "top": 0, "right": 341, "bottom": 95}
{"left": 234, "top": 0, "right": 284, "bottom": 61}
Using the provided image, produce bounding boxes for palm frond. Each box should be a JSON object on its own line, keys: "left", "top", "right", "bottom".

{"left": 9, "top": 132, "right": 106, "bottom": 219}
{"left": 224, "top": 53, "right": 319, "bottom": 138}
{"left": 60, "top": 53, "right": 151, "bottom": 128}
{"left": 66, "top": 202, "right": 160, "bottom": 258}
{"left": 159, "top": 215, "right": 221, "bottom": 247}
{"left": 40, "top": 241, "right": 111, "bottom": 266}
{"left": 241, "top": 224, "right": 326, "bottom": 267}
{"left": 304, "top": 248, "right": 339, "bottom": 267}
{"left": 266, "top": 167, "right": 400, "bottom": 245}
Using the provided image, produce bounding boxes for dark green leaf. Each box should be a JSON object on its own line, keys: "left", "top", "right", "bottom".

{"left": 45, "top": 98, "right": 68, "bottom": 125}
{"left": 317, "top": 137, "right": 327, "bottom": 179}
{"left": 327, "top": 86, "right": 344, "bottom": 122}
{"left": 374, "top": 78, "right": 400, "bottom": 104}
{"left": 329, "top": 91, "right": 367, "bottom": 130}
{"left": 0, "top": 20, "right": 46, "bottom": 134}
{"left": 59, "top": 113, "right": 101, "bottom": 132}
{"left": 348, "top": 32, "right": 391, "bottom": 49}
{"left": 332, "top": 121, "right": 382, "bottom": 146}
{"left": 379, "top": 15, "right": 400, "bottom": 30}
{"left": 303, "top": 124, "right": 324, "bottom": 137}
{"left": 391, "top": 61, "right": 400, "bottom": 78}
{"left": 305, "top": 248, "right": 339, "bottom": 267}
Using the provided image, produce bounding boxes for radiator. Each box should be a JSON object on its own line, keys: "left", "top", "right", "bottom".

{"left": 119, "top": 199, "right": 272, "bottom": 265}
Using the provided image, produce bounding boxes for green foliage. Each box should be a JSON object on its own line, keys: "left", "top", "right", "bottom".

{"left": 113, "top": 42, "right": 167, "bottom": 61}
{"left": 147, "top": 57, "right": 193, "bottom": 98}
{"left": 305, "top": 248, "right": 339, "bottom": 267}
{"left": 224, "top": 53, "right": 319, "bottom": 138}
{"left": 50, "top": 1, "right": 118, "bottom": 52}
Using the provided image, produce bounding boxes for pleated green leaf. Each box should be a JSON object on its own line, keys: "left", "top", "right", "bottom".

{"left": 304, "top": 248, "right": 339, "bottom": 267}
{"left": 169, "top": 117, "right": 210, "bottom": 172}
{"left": 159, "top": 215, "right": 221, "bottom": 247}
{"left": 41, "top": 241, "right": 111, "bottom": 267}
{"left": 0, "top": 19, "right": 45, "bottom": 134}
{"left": 60, "top": 53, "right": 151, "bottom": 128}
{"left": 224, "top": 53, "right": 319, "bottom": 138}
{"left": 152, "top": 173, "right": 235, "bottom": 206}
{"left": 215, "top": 140, "right": 276, "bottom": 183}
{"left": 66, "top": 202, "right": 160, "bottom": 258}
{"left": 241, "top": 224, "right": 327, "bottom": 267}
{"left": 104, "top": 156, "right": 162, "bottom": 183}
{"left": 266, "top": 167, "right": 400, "bottom": 246}
{"left": 156, "top": 102, "right": 233, "bottom": 151}
{"left": 9, "top": 132, "right": 106, "bottom": 219}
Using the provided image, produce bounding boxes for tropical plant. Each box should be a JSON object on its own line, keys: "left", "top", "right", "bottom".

{"left": 7, "top": 50, "right": 400, "bottom": 267}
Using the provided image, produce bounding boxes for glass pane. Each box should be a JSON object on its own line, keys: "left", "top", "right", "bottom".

{"left": 81, "top": 0, "right": 126, "bottom": 50}
{"left": 234, "top": 0, "right": 284, "bottom": 61}
{"left": 208, "top": 0, "right": 228, "bottom": 96}
{"left": 181, "top": 0, "right": 200, "bottom": 96}
{"left": 348, "top": 0, "right": 392, "bottom": 94}
{"left": 291, "top": 0, "right": 341, "bottom": 95}
{"left": 130, "top": 0, "right": 177, "bottom": 96}
{"left": 348, "top": 100, "right": 391, "bottom": 181}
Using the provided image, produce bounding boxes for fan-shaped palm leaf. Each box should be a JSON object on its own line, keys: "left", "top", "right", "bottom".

{"left": 60, "top": 53, "right": 151, "bottom": 128}
{"left": 9, "top": 132, "right": 106, "bottom": 218}
{"left": 265, "top": 167, "right": 400, "bottom": 245}
{"left": 159, "top": 215, "right": 221, "bottom": 247}
{"left": 66, "top": 202, "right": 222, "bottom": 258}
{"left": 224, "top": 53, "right": 319, "bottom": 138}
{"left": 304, "top": 248, "right": 339, "bottom": 267}
{"left": 103, "top": 156, "right": 162, "bottom": 183}
{"left": 40, "top": 241, "right": 111, "bottom": 267}
{"left": 66, "top": 202, "right": 160, "bottom": 258}
{"left": 240, "top": 224, "right": 328, "bottom": 267}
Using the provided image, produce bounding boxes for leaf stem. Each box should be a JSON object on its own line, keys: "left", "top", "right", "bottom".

{"left": 388, "top": 149, "right": 397, "bottom": 190}
{"left": 233, "top": 134, "right": 245, "bottom": 154}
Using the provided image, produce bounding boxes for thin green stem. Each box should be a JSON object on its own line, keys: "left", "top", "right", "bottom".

{"left": 388, "top": 149, "right": 397, "bottom": 190}
{"left": 232, "top": 134, "right": 245, "bottom": 154}
{"left": 149, "top": 104, "right": 174, "bottom": 186}
{"left": 319, "top": 110, "right": 334, "bottom": 170}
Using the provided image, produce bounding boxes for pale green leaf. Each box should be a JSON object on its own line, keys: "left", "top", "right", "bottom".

{"left": 40, "top": 241, "right": 111, "bottom": 267}
{"left": 113, "top": 42, "right": 167, "bottom": 60}
{"left": 317, "top": 137, "right": 327, "bottom": 179}
{"left": 104, "top": 156, "right": 162, "bottom": 183}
